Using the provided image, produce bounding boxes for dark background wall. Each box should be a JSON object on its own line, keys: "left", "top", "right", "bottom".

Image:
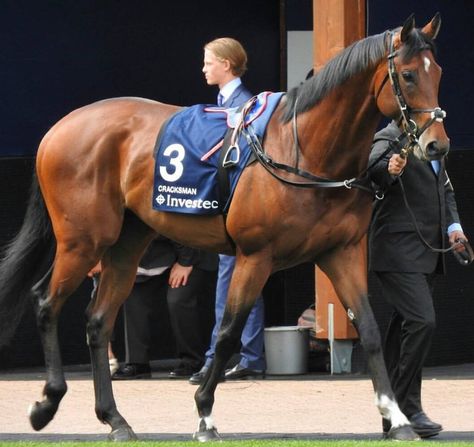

{"left": 0, "top": 0, "right": 281, "bottom": 157}
{"left": 367, "top": 0, "right": 474, "bottom": 150}
{"left": 1, "top": 1, "right": 474, "bottom": 369}
{"left": 0, "top": 0, "right": 283, "bottom": 368}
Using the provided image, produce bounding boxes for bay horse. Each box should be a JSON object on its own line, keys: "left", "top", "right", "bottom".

{"left": 0, "top": 14, "right": 447, "bottom": 441}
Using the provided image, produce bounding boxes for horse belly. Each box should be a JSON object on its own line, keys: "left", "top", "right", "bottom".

{"left": 137, "top": 206, "right": 234, "bottom": 255}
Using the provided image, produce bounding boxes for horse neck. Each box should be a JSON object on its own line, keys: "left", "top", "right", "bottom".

{"left": 297, "top": 67, "right": 381, "bottom": 179}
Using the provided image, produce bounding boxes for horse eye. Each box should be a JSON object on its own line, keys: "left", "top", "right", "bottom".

{"left": 401, "top": 71, "right": 415, "bottom": 83}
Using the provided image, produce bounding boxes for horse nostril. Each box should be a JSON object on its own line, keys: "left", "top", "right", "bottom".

{"left": 426, "top": 140, "right": 449, "bottom": 160}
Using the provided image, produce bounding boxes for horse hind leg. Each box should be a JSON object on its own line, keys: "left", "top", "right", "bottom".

{"left": 86, "top": 215, "right": 155, "bottom": 441}
{"left": 28, "top": 264, "right": 68, "bottom": 431}
{"left": 86, "top": 265, "right": 137, "bottom": 442}
{"left": 28, "top": 237, "right": 106, "bottom": 431}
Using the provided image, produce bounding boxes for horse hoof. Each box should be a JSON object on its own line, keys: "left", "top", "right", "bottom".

{"left": 388, "top": 425, "right": 421, "bottom": 441}
{"left": 28, "top": 401, "right": 56, "bottom": 431}
{"left": 193, "top": 428, "right": 221, "bottom": 442}
{"left": 108, "top": 425, "right": 138, "bottom": 442}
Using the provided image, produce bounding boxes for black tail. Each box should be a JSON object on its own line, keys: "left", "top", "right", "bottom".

{"left": 0, "top": 173, "right": 56, "bottom": 348}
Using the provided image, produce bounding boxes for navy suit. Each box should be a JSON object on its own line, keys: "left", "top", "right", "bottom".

{"left": 204, "top": 82, "right": 266, "bottom": 371}
{"left": 220, "top": 83, "right": 252, "bottom": 108}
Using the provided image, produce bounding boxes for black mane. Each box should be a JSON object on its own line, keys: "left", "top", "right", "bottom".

{"left": 282, "top": 27, "right": 436, "bottom": 123}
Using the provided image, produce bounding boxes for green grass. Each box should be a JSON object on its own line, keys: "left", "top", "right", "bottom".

{"left": 0, "top": 441, "right": 473, "bottom": 447}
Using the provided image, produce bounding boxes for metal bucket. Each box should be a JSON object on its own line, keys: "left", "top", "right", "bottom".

{"left": 264, "top": 326, "right": 309, "bottom": 375}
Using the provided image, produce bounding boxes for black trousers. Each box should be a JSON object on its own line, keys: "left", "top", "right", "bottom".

{"left": 167, "top": 268, "right": 216, "bottom": 369}
{"left": 375, "top": 271, "right": 436, "bottom": 417}
{"left": 123, "top": 268, "right": 216, "bottom": 369}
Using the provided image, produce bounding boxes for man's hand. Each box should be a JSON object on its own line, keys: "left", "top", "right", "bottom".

{"left": 449, "top": 230, "right": 468, "bottom": 253}
{"left": 169, "top": 263, "right": 193, "bottom": 288}
{"left": 388, "top": 154, "right": 407, "bottom": 176}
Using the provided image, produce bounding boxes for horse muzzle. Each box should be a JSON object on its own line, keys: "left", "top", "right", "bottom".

{"left": 424, "top": 138, "right": 450, "bottom": 160}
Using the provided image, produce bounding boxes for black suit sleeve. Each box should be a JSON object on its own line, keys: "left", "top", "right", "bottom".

{"left": 171, "top": 241, "right": 199, "bottom": 267}
{"left": 369, "top": 139, "right": 396, "bottom": 188}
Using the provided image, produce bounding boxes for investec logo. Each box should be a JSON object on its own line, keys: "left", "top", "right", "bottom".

{"left": 155, "top": 185, "right": 219, "bottom": 210}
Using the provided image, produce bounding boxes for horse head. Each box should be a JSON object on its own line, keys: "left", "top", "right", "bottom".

{"left": 375, "top": 13, "right": 449, "bottom": 161}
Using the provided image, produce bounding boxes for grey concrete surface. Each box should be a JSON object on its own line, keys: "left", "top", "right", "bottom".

{"left": 0, "top": 362, "right": 473, "bottom": 441}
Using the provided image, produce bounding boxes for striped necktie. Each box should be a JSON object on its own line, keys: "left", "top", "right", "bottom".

{"left": 217, "top": 93, "right": 224, "bottom": 107}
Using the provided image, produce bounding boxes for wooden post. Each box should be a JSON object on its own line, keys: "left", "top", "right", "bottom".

{"left": 313, "top": 0, "right": 365, "bottom": 341}
{"left": 313, "top": 0, "right": 366, "bottom": 73}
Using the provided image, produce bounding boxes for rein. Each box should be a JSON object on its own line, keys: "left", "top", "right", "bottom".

{"left": 398, "top": 174, "right": 473, "bottom": 264}
{"left": 398, "top": 176, "right": 457, "bottom": 254}
{"left": 241, "top": 30, "right": 446, "bottom": 195}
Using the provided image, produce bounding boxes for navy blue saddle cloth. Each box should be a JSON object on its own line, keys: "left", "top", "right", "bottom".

{"left": 152, "top": 91, "right": 284, "bottom": 215}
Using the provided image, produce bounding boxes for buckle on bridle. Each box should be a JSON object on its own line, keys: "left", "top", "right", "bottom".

{"left": 431, "top": 107, "right": 446, "bottom": 122}
{"left": 406, "top": 119, "right": 418, "bottom": 134}
{"left": 343, "top": 179, "right": 354, "bottom": 189}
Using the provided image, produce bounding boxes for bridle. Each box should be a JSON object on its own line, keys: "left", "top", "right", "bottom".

{"left": 376, "top": 32, "right": 468, "bottom": 258}
{"left": 244, "top": 29, "right": 446, "bottom": 191}
{"left": 239, "top": 30, "right": 469, "bottom": 259}
{"left": 377, "top": 30, "right": 447, "bottom": 158}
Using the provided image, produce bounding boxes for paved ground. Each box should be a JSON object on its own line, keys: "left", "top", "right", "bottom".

{"left": 0, "top": 362, "right": 473, "bottom": 442}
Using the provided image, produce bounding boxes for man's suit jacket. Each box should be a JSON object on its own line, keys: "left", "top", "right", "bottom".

{"left": 368, "top": 121, "right": 460, "bottom": 274}
{"left": 222, "top": 83, "right": 252, "bottom": 108}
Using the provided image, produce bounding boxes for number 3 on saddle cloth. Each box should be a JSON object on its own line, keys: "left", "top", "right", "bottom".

{"left": 152, "top": 91, "right": 284, "bottom": 215}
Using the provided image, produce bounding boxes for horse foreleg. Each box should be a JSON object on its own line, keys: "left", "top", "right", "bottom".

{"left": 193, "top": 309, "right": 249, "bottom": 442}
{"left": 349, "top": 295, "right": 417, "bottom": 440}
{"left": 193, "top": 255, "right": 271, "bottom": 441}
{"left": 319, "top": 242, "right": 419, "bottom": 441}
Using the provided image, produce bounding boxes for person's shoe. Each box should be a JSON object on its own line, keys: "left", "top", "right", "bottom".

{"left": 188, "top": 366, "right": 225, "bottom": 385}
{"left": 189, "top": 366, "right": 208, "bottom": 385}
{"left": 224, "top": 364, "right": 265, "bottom": 380}
{"left": 168, "top": 365, "right": 198, "bottom": 379}
{"left": 408, "top": 411, "right": 443, "bottom": 438}
{"left": 112, "top": 363, "right": 151, "bottom": 380}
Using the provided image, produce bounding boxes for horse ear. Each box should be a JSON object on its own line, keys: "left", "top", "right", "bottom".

{"left": 422, "top": 12, "right": 441, "bottom": 40}
{"left": 400, "top": 13, "right": 415, "bottom": 42}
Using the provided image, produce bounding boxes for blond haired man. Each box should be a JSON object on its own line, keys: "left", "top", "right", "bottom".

{"left": 190, "top": 37, "right": 265, "bottom": 384}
